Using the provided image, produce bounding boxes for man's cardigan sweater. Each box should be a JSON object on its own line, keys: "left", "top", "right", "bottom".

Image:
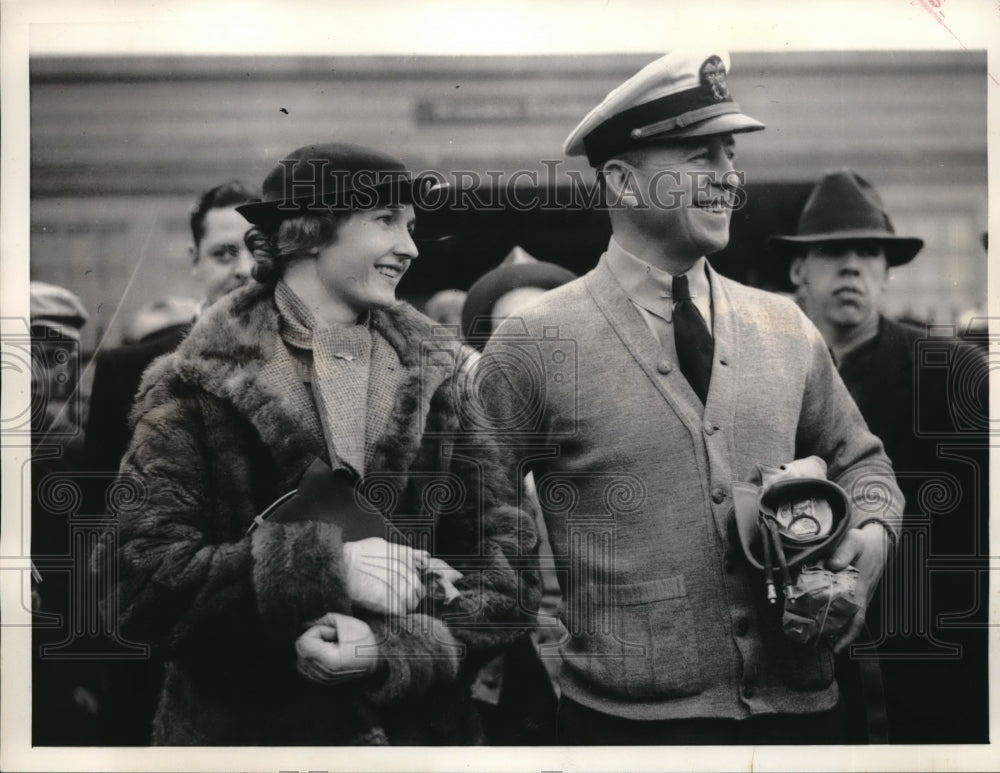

{"left": 483, "top": 255, "right": 902, "bottom": 721}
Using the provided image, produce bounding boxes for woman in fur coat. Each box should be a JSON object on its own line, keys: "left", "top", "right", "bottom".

{"left": 97, "top": 143, "right": 541, "bottom": 745}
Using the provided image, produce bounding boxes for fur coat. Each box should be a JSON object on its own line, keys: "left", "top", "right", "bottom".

{"left": 96, "top": 284, "right": 541, "bottom": 745}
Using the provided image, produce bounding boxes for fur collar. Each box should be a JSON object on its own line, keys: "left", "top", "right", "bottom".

{"left": 131, "top": 284, "right": 473, "bottom": 492}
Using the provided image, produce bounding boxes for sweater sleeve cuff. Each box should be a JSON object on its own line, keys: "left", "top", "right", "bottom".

{"left": 855, "top": 517, "right": 898, "bottom": 550}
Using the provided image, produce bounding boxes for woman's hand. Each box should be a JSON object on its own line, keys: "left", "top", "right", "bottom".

{"left": 424, "top": 556, "right": 463, "bottom": 603}
{"left": 342, "top": 537, "right": 429, "bottom": 615}
{"left": 295, "top": 612, "right": 378, "bottom": 686}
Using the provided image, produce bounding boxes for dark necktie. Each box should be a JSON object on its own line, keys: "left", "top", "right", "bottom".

{"left": 672, "top": 274, "right": 714, "bottom": 403}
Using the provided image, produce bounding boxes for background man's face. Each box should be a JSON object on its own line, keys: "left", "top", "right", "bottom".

{"left": 191, "top": 206, "right": 254, "bottom": 305}
{"left": 792, "top": 241, "right": 889, "bottom": 330}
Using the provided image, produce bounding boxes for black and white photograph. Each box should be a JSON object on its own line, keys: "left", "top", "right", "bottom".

{"left": 1, "top": 1, "right": 996, "bottom": 771}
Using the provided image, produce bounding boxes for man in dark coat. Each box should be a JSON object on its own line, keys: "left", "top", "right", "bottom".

{"left": 775, "top": 169, "right": 989, "bottom": 743}
{"left": 80, "top": 180, "right": 259, "bottom": 744}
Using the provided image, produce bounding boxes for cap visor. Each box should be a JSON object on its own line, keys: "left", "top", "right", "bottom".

{"left": 665, "top": 111, "right": 766, "bottom": 139}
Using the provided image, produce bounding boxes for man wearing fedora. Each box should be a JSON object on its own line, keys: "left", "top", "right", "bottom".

{"left": 480, "top": 50, "right": 903, "bottom": 744}
{"left": 775, "top": 170, "right": 989, "bottom": 743}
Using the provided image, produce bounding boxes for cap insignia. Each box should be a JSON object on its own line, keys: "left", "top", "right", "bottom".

{"left": 700, "top": 56, "right": 731, "bottom": 102}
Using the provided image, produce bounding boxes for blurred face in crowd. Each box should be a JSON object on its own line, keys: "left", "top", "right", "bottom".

{"left": 424, "top": 289, "right": 467, "bottom": 327}
{"left": 790, "top": 240, "right": 889, "bottom": 331}
{"left": 492, "top": 286, "right": 548, "bottom": 329}
{"left": 191, "top": 206, "right": 255, "bottom": 305}
{"left": 313, "top": 204, "right": 418, "bottom": 323}
{"left": 609, "top": 133, "right": 739, "bottom": 266}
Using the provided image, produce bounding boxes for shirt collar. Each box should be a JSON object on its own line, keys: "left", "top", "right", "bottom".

{"left": 605, "top": 236, "right": 712, "bottom": 323}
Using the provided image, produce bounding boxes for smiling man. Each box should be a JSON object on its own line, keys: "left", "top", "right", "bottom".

{"left": 480, "top": 50, "right": 903, "bottom": 744}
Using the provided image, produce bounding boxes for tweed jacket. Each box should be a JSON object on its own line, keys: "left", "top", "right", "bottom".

{"left": 483, "top": 255, "right": 903, "bottom": 722}
{"left": 97, "top": 283, "right": 540, "bottom": 745}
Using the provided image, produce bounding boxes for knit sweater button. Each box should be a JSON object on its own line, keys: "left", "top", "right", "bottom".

{"left": 735, "top": 618, "right": 749, "bottom": 636}
{"left": 657, "top": 360, "right": 671, "bottom": 375}
{"left": 742, "top": 685, "right": 757, "bottom": 699}
{"left": 703, "top": 420, "right": 717, "bottom": 435}
{"left": 711, "top": 486, "right": 726, "bottom": 504}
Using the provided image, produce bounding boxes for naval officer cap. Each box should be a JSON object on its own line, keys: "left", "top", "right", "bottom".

{"left": 565, "top": 50, "right": 765, "bottom": 167}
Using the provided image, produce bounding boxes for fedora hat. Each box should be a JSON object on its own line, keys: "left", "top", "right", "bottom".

{"left": 769, "top": 169, "right": 923, "bottom": 267}
{"left": 237, "top": 142, "right": 439, "bottom": 228}
{"left": 565, "top": 50, "right": 765, "bottom": 167}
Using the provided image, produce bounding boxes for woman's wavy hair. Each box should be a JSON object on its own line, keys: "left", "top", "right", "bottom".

{"left": 244, "top": 210, "right": 351, "bottom": 287}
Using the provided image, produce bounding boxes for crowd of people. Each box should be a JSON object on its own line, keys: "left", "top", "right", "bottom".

{"left": 29, "top": 48, "right": 988, "bottom": 747}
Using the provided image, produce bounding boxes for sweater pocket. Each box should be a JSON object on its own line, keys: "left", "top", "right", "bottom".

{"left": 568, "top": 576, "right": 704, "bottom": 702}
{"left": 613, "top": 576, "right": 704, "bottom": 700}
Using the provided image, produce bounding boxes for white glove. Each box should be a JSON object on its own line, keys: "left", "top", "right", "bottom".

{"left": 342, "top": 537, "right": 429, "bottom": 616}
{"left": 295, "top": 612, "right": 378, "bottom": 685}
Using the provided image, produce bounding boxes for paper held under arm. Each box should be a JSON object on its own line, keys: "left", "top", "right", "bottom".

{"left": 250, "top": 458, "right": 464, "bottom": 604}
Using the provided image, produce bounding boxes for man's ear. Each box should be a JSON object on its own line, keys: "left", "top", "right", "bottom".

{"left": 189, "top": 244, "right": 199, "bottom": 266}
{"left": 602, "top": 160, "right": 639, "bottom": 207}
{"left": 789, "top": 256, "right": 806, "bottom": 286}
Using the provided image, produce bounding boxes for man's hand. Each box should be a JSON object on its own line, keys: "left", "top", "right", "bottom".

{"left": 824, "top": 522, "right": 891, "bottom": 653}
{"left": 343, "top": 537, "right": 429, "bottom": 616}
{"left": 295, "top": 612, "right": 378, "bottom": 686}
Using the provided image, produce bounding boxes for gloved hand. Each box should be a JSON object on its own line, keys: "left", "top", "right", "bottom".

{"left": 295, "top": 612, "right": 378, "bottom": 686}
{"left": 424, "top": 556, "right": 463, "bottom": 604}
{"left": 342, "top": 537, "right": 429, "bottom": 616}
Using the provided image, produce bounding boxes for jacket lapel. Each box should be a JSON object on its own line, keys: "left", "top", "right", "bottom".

{"left": 165, "top": 286, "right": 327, "bottom": 491}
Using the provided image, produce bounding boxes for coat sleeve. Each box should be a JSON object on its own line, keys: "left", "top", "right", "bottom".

{"left": 794, "top": 315, "right": 904, "bottom": 538}
{"left": 97, "top": 390, "right": 353, "bottom": 665}
{"left": 399, "top": 352, "right": 543, "bottom": 672}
